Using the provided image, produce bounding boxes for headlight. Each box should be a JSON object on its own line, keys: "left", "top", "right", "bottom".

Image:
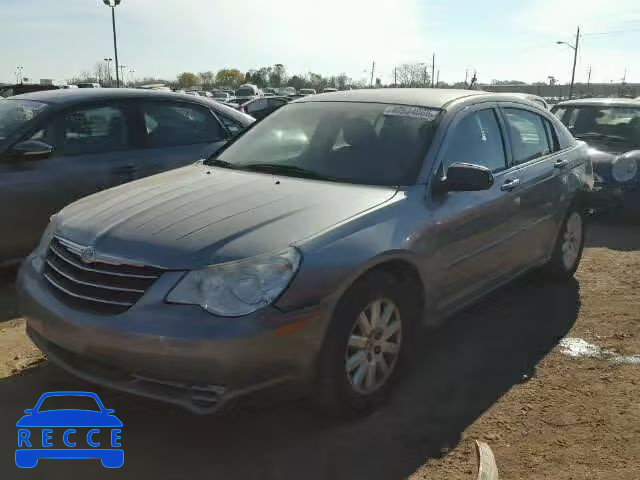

{"left": 611, "top": 154, "right": 638, "bottom": 182}
{"left": 167, "top": 247, "right": 301, "bottom": 317}
{"left": 31, "top": 215, "right": 57, "bottom": 273}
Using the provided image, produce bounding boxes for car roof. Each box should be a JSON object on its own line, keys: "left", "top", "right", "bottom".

{"left": 10, "top": 88, "right": 213, "bottom": 105}
{"left": 8, "top": 87, "right": 254, "bottom": 125}
{"left": 296, "top": 88, "right": 488, "bottom": 108}
{"left": 555, "top": 97, "right": 640, "bottom": 107}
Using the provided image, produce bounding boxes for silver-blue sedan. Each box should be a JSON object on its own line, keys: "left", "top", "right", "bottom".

{"left": 18, "top": 89, "right": 592, "bottom": 416}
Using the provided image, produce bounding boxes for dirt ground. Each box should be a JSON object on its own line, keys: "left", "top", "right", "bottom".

{"left": 1, "top": 221, "right": 638, "bottom": 479}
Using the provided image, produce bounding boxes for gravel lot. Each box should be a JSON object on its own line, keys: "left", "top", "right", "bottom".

{"left": 1, "top": 220, "right": 638, "bottom": 479}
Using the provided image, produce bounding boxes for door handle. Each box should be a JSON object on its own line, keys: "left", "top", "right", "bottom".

{"left": 554, "top": 158, "right": 570, "bottom": 169}
{"left": 500, "top": 178, "right": 521, "bottom": 192}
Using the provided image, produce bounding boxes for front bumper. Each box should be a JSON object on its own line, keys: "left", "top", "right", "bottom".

{"left": 589, "top": 184, "right": 640, "bottom": 212}
{"left": 18, "top": 259, "right": 330, "bottom": 414}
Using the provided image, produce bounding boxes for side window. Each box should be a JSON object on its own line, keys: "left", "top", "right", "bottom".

{"left": 444, "top": 109, "right": 507, "bottom": 173}
{"left": 141, "top": 102, "right": 225, "bottom": 147}
{"left": 552, "top": 107, "right": 567, "bottom": 122}
{"left": 58, "top": 105, "right": 129, "bottom": 155}
{"left": 543, "top": 119, "right": 561, "bottom": 152}
{"left": 503, "top": 108, "right": 551, "bottom": 165}
{"left": 245, "top": 99, "right": 268, "bottom": 114}
{"left": 218, "top": 115, "right": 244, "bottom": 135}
{"left": 268, "top": 98, "right": 287, "bottom": 108}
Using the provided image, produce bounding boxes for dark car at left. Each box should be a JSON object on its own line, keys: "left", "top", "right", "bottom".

{"left": 0, "top": 88, "right": 253, "bottom": 266}
{"left": 552, "top": 97, "right": 640, "bottom": 216}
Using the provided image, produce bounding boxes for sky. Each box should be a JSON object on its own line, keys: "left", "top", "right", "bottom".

{"left": 2, "top": 0, "right": 640, "bottom": 85}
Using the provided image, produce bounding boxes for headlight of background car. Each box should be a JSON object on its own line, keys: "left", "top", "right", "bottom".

{"left": 611, "top": 153, "right": 639, "bottom": 182}
{"left": 31, "top": 215, "right": 58, "bottom": 273}
{"left": 167, "top": 248, "right": 301, "bottom": 317}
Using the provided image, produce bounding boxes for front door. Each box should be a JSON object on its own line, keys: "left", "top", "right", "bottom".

{"left": 428, "top": 104, "right": 522, "bottom": 312}
{"left": 0, "top": 102, "right": 134, "bottom": 260}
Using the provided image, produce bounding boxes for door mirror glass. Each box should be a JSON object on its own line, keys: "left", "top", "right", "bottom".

{"left": 11, "top": 140, "right": 54, "bottom": 159}
{"left": 443, "top": 162, "right": 494, "bottom": 191}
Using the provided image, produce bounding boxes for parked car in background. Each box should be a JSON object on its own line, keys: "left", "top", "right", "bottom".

{"left": 323, "top": 87, "right": 338, "bottom": 93}
{"left": 235, "top": 84, "right": 261, "bottom": 104}
{"left": 552, "top": 97, "right": 640, "bottom": 215}
{"left": 239, "top": 96, "right": 289, "bottom": 120}
{"left": 0, "top": 88, "right": 253, "bottom": 266}
{"left": 75, "top": 83, "right": 101, "bottom": 89}
{"left": 263, "top": 88, "right": 278, "bottom": 96}
{"left": 278, "top": 87, "right": 296, "bottom": 97}
{"left": 507, "top": 93, "right": 549, "bottom": 110}
{"left": 210, "top": 91, "right": 233, "bottom": 102}
{"left": 1, "top": 84, "right": 64, "bottom": 98}
{"left": 299, "top": 88, "right": 316, "bottom": 96}
{"left": 19, "top": 89, "right": 591, "bottom": 417}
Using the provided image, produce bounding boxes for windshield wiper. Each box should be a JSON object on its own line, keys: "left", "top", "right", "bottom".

{"left": 574, "top": 132, "right": 628, "bottom": 142}
{"left": 205, "top": 158, "right": 241, "bottom": 169}
{"left": 241, "top": 163, "right": 340, "bottom": 182}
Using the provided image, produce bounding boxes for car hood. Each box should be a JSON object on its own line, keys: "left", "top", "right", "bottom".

{"left": 16, "top": 410, "right": 123, "bottom": 427}
{"left": 56, "top": 164, "right": 398, "bottom": 269}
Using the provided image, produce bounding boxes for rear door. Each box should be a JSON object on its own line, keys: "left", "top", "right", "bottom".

{"left": 498, "top": 104, "right": 567, "bottom": 266}
{"left": 131, "top": 100, "right": 230, "bottom": 177}
{"left": 429, "top": 103, "right": 522, "bottom": 310}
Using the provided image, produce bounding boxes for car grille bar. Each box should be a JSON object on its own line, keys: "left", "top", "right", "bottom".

{"left": 43, "top": 237, "right": 164, "bottom": 314}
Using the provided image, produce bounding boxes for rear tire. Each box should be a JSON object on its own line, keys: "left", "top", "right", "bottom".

{"left": 313, "top": 271, "right": 419, "bottom": 417}
{"left": 542, "top": 205, "right": 585, "bottom": 280}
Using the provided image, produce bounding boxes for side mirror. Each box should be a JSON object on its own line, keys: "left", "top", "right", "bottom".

{"left": 442, "top": 163, "right": 494, "bottom": 192}
{"left": 11, "top": 140, "right": 54, "bottom": 160}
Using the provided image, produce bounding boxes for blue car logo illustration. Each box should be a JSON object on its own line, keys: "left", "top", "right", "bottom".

{"left": 16, "top": 391, "right": 123, "bottom": 468}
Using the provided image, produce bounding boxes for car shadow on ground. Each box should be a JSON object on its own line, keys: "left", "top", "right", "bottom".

{"left": 0, "top": 274, "right": 579, "bottom": 480}
{"left": 586, "top": 218, "right": 640, "bottom": 251}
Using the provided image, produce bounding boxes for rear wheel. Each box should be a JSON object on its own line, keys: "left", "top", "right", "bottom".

{"left": 314, "top": 271, "right": 419, "bottom": 417}
{"left": 542, "top": 206, "right": 585, "bottom": 280}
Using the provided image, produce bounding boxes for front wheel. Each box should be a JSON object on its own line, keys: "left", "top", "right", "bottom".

{"left": 542, "top": 206, "right": 585, "bottom": 280}
{"left": 313, "top": 271, "right": 418, "bottom": 417}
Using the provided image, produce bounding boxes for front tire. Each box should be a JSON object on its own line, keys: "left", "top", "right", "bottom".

{"left": 314, "top": 271, "right": 419, "bottom": 417}
{"left": 542, "top": 206, "right": 585, "bottom": 280}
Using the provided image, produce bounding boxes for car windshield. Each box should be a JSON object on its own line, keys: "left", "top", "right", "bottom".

{"left": 0, "top": 99, "right": 48, "bottom": 142}
{"left": 556, "top": 105, "right": 640, "bottom": 147}
{"left": 37, "top": 395, "right": 102, "bottom": 412}
{"left": 207, "top": 101, "right": 440, "bottom": 186}
{"left": 212, "top": 92, "right": 227, "bottom": 98}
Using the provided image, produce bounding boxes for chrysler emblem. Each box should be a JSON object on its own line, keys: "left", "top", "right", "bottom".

{"left": 81, "top": 247, "right": 96, "bottom": 263}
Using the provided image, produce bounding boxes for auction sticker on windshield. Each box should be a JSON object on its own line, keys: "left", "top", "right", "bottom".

{"left": 15, "top": 391, "right": 123, "bottom": 469}
{"left": 383, "top": 105, "right": 439, "bottom": 120}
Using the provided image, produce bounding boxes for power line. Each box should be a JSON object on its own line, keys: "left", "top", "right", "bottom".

{"left": 582, "top": 27, "right": 640, "bottom": 36}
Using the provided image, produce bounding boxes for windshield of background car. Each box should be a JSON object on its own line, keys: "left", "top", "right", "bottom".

{"left": 0, "top": 99, "right": 48, "bottom": 142}
{"left": 37, "top": 395, "right": 102, "bottom": 412}
{"left": 210, "top": 101, "right": 440, "bottom": 186}
{"left": 555, "top": 105, "right": 640, "bottom": 147}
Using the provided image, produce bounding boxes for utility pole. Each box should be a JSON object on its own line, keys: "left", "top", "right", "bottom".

{"left": 465, "top": 67, "right": 468, "bottom": 87}
{"left": 586, "top": 66, "right": 592, "bottom": 91}
{"left": 370, "top": 61, "right": 375, "bottom": 88}
{"left": 431, "top": 53, "right": 435, "bottom": 88}
{"left": 556, "top": 26, "right": 580, "bottom": 99}
{"left": 394, "top": 67, "right": 397, "bottom": 86}
{"left": 436, "top": 69, "right": 440, "bottom": 88}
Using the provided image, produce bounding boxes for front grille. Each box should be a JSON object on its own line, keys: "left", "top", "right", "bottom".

{"left": 43, "top": 237, "right": 163, "bottom": 315}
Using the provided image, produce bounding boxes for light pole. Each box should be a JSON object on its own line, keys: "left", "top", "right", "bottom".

{"left": 556, "top": 26, "right": 580, "bottom": 99}
{"left": 16, "top": 66, "right": 24, "bottom": 84}
{"left": 119, "top": 65, "right": 127, "bottom": 86}
{"left": 103, "top": 57, "right": 113, "bottom": 86}
{"left": 102, "top": 0, "right": 122, "bottom": 88}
